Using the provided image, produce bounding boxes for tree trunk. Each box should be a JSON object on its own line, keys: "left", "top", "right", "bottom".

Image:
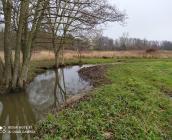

{"left": 21, "top": 3, "right": 29, "bottom": 65}
{"left": 0, "top": 58, "right": 4, "bottom": 83}
{"left": 61, "top": 47, "right": 65, "bottom": 65}
{"left": 3, "top": 0, "right": 12, "bottom": 88}
{"left": 18, "top": 38, "right": 32, "bottom": 88}
{"left": 55, "top": 51, "right": 60, "bottom": 68}
{"left": 12, "top": 0, "right": 27, "bottom": 88}
{"left": 18, "top": 0, "right": 49, "bottom": 88}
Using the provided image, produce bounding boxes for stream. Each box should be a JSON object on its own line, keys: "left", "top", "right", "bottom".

{"left": 0, "top": 65, "right": 92, "bottom": 140}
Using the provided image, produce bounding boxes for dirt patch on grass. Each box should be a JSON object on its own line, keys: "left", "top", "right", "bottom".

{"left": 161, "top": 88, "right": 172, "bottom": 98}
{"left": 79, "top": 65, "right": 111, "bottom": 86}
{"left": 165, "top": 91, "right": 172, "bottom": 98}
{"left": 160, "top": 86, "right": 172, "bottom": 99}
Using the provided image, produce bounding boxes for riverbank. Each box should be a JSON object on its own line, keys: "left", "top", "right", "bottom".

{"left": 1, "top": 57, "right": 172, "bottom": 93}
{"left": 0, "top": 57, "right": 117, "bottom": 94}
{"left": 28, "top": 58, "right": 117, "bottom": 82}
{"left": 29, "top": 57, "right": 172, "bottom": 82}
{"left": 35, "top": 59, "right": 172, "bottom": 140}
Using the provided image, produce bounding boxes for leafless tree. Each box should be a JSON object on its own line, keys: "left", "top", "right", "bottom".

{"left": 44, "top": 0, "right": 125, "bottom": 67}
{"left": 0, "top": 0, "right": 50, "bottom": 89}
{"left": 0, "top": 0, "right": 125, "bottom": 91}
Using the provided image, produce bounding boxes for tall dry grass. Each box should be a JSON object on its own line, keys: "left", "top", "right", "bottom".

{"left": 31, "top": 50, "right": 172, "bottom": 60}
{"left": 1, "top": 50, "right": 172, "bottom": 61}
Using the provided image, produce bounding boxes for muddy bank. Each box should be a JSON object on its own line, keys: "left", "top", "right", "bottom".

{"left": 79, "top": 65, "right": 111, "bottom": 86}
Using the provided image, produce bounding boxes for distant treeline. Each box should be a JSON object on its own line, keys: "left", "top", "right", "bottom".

{"left": 92, "top": 35, "right": 172, "bottom": 51}
{"left": 0, "top": 31, "right": 172, "bottom": 51}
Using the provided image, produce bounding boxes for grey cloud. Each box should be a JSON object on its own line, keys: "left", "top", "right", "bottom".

{"left": 104, "top": 0, "right": 172, "bottom": 41}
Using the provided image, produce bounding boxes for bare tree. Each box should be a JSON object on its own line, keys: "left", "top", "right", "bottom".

{"left": 0, "top": 0, "right": 125, "bottom": 91}
{"left": 0, "top": 0, "right": 50, "bottom": 89}
{"left": 44, "top": 0, "right": 125, "bottom": 67}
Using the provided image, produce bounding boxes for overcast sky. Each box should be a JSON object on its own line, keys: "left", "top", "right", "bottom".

{"left": 103, "top": 0, "right": 172, "bottom": 41}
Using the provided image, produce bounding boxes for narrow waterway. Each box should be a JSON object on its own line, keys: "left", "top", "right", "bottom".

{"left": 0, "top": 65, "right": 92, "bottom": 140}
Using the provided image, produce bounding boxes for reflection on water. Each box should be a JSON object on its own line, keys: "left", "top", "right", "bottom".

{"left": 0, "top": 93, "right": 35, "bottom": 140}
{"left": 27, "top": 65, "right": 92, "bottom": 119}
{"left": 0, "top": 65, "right": 92, "bottom": 140}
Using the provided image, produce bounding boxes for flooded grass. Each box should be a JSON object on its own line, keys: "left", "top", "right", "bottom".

{"left": 35, "top": 59, "right": 172, "bottom": 140}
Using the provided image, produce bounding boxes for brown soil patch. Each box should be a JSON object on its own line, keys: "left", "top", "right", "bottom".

{"left": 160, "top": 86, "right": 172, "bottom": 99}
{"left": 162, "top": 89, "right": 172, "bottom": 98}
{"left": 166, "top": 92, "right": 172, "bottom": 98}
{"left": 78, "top": 65, "right": 111, "bottom": 86}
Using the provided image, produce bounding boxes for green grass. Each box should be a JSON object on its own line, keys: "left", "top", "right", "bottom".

{"left": 35, "top": 59, "right": 172, "bottom": 140}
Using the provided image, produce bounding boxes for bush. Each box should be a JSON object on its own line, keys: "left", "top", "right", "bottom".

{"left": 145, "top": 48, "right": 157, "bottom": 53}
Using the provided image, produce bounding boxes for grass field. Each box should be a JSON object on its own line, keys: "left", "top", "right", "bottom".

{"left": 35, "top": 58, "right": 172, "bottom": 140}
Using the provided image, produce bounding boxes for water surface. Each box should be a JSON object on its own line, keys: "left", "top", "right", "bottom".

{"left": 0, "top": 65, "right": 92, "bottom": 140}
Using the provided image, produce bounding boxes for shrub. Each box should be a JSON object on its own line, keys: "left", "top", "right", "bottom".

{"left": 145, "top": 48, "right": 158, "bottom": 53}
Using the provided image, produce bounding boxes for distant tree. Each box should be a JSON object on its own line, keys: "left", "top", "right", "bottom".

{"left": 92, "top": 34, "right": 116, "bottom": 50}
{"left": 161, "top": 41, "right": 172, "bottom": 50}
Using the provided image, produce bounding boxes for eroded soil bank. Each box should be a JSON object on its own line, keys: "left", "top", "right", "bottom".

{"left": 79, "top": 65, "right": 111, "bottom": 86}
